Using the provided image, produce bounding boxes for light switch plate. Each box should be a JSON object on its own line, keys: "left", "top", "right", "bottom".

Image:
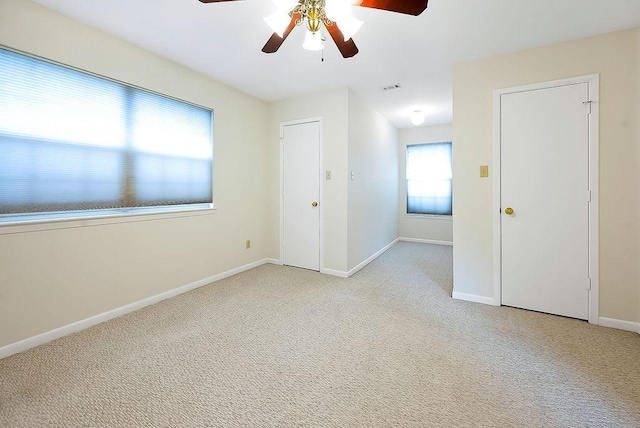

{"left": 326, "top": 171, "right": 331, "bottom": 180}
{"left": 480, "top": 165, "right": 489, "bottom": 178}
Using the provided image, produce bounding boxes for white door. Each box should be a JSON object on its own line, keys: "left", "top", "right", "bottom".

{"left": 501, "top": 83, "right": 590, "bottom": 320}
{"left": 282, "top": 121, "right": 320, "bottom": 271}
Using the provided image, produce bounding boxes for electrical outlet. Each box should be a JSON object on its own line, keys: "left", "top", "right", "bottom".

{"left": 245, "top": 240, "right": 250, "bottom": 249}
{"left": 480, "top": 165, "right": 489, "bottom": 178}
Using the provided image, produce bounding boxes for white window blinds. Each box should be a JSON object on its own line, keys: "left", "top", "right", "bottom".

{"left": 406, "top": 142, "right": 452, "bottom": 215}
{"left": 0, "top": 48, "right": 213, "bottom": 223}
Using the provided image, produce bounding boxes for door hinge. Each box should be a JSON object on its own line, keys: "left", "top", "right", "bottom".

{"left": 587, "top": 277, "right": 592, "bottom": 290}
{"left": 583, "top": 100, "right": 593, "bottom": 114}
{"left": 587, "top": 191, "right": 592, "bottom": 202}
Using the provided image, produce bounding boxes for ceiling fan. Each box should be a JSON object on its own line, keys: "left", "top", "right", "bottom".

{"left": 198, "top": 0, "right": 429, "bottom": 58}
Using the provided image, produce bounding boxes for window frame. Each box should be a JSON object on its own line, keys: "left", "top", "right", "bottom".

{"left": 0, "top": 45, "right": 215, "bottom": 228}
{"left": 405, "top": 141, "right": 453, "bottom": 217}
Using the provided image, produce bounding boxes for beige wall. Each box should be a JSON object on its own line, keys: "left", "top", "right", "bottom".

{"left": 453, "top": 28, "right": 640, "bottom": 323}
{"left": 637, "top": 28, "right": 640, "bottom": 324}
{"left": 347, "top": 90, "right": 398, "bottom": 271}
{"left": 0, "top": 0, "right": 401, "bottom": 348}
{"left": 0, "top": 0, "right": 271, "bottom": 347}
{"left": 398, "top": 124, "right": 453, "bottom": 243}
{"left": 268, "top": 89, "right": 400, "bottom": 274}
{"left": 268, "top": 89, "right": 350, "bottom": 272}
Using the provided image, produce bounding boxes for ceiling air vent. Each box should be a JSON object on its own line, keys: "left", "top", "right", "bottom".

{"left": 381, "top": 83, "right": 402, "bottom": 91}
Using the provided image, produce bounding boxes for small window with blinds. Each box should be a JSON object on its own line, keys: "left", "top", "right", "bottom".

{"left": 0, "top": 47, "right": 213, "bottom": 224}
{"left": 406, "top": 142, "right": 452, "bottom": 215}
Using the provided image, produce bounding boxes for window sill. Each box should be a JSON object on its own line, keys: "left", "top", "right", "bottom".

{"left": 0, "top": 205, "right": 216, "bottom": 235}
{"left": 404, "top": 214, "right": 453, "bottom": 220}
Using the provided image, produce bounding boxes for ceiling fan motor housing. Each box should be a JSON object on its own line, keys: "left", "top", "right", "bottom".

{"left": 306, "top": 2, "right": 322, "bottom": 33}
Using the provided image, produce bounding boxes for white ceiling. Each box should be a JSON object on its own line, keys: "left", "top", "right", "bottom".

{"left": 32, "top": 0, "right": 640, "bottom": 128}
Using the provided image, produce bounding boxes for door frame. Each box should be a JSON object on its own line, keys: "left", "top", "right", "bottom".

{"left": 492, "top": 74, "right": 600, "bottom": 324}
{"left": 279, "top": 117, "right": 324, "bottom": 271}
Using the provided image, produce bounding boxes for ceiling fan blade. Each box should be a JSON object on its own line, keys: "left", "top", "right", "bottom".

{"left": 356, "top": 0, "right": 428, "bottom": 16}
{"left": 325, "top": 22, "right": 359, "bottom": 58}
{"left": 198, "top": 0, "right": 243, "bottom": 3}
{"left": 262, "top": 13, "right": 300, "bottom": 54}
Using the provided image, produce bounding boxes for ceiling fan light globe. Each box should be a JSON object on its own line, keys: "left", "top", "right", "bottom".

{"left": 264, "top": 11, "right": 291, "bottom": 38}
{"left": 303, "top": 30, "right": 324, "bottom": 51}
{"left": 337, "top": 15, "right": 363, "bottom": 41}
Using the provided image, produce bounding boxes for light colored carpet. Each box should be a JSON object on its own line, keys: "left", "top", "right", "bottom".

{"left": 1, "top": 242, "right": 639, "bottom": 427}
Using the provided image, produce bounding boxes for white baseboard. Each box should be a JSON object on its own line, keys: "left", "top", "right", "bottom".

{"left": 347, "top": 238, "right": 399, "bottom": 277}
{"left": 321, "top": 268, "right": 349, "bottom": 278}
{"left": 265, "top": 258, "right": 282, "bottom": 265}
{"left": 399, "top": 237, "right": 453, "bottom": 246}
{"left": 452, "top": 291, "right": 499, "bottom": 306}
{"left": 0, "top": 258, "right": 271, "bottom": 360}
{"left": 320, "top": 238, "right": 400, "bottom": 278}
{"left": 599, "top": 317, "right": 640, "bottom": 334}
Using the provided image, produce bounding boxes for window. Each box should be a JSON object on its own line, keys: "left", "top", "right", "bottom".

{"left": 0, "top": 47, "right": 213, "bottom": 224}
{"left": 406, "top": 142, "right": 452, "bottom": 215}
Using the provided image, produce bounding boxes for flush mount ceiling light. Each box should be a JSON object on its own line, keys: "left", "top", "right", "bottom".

{"left": 199, "top": 0, "right": 429, "bottom": 58}
{"left": 411, "top": 110, "right": 426, "bottom": 126}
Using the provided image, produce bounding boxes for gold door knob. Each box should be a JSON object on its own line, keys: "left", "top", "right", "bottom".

{"left": 312, "top": 202, "right": 318, "bottom": 207}
{"left": 504, "top": 207, "right": 514, "bottom": 215}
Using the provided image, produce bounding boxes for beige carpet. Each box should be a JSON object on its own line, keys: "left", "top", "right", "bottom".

{"left": 1, "top": 242, "right": 639, "bottom": 427}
